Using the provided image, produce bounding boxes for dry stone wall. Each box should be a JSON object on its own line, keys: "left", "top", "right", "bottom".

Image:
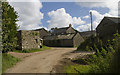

{"left": 17, "top": 30, "right": 42, "bottom": 50}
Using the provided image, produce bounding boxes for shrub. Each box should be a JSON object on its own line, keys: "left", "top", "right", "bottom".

{"left": 72, "top": 58, "right": 88, "bottom": 65}
{"left": 109, "top": 33, "right": 120, "bottom": 73}
{"left": 77, "top": 35, "right": 95, "bottom": 51}
{"left": 101, "top": 47, "right": 107, "bottom": 58}
{"left": 88, "top": 33, "right": 120, "bottom": 73}
{"left": 2, "top": 2, "right": 18, "bottom": 53}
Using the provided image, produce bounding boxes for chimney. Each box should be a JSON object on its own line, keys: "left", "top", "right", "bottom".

{"left": 69, "top": 24, "right": 72, "bottom": 27}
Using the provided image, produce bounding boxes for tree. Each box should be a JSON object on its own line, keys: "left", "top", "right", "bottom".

{"left": 2, "top": 2, "right": 18, "bottom": 53}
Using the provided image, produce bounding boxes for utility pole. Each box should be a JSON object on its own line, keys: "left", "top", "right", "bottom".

{"left": 90, "top": 12, "right": 93, "bottom": 31}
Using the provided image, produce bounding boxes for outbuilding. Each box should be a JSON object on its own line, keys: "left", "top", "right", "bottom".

{"left": 17, "top": 30, "right": 42, "bottom": 50}
{"left": 43, "top": 24, "right": 84, "bottom": 47}
{"left": 96, "top": 17, "right": 120, "bottom": 40}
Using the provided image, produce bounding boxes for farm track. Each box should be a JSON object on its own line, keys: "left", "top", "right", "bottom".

{"left": 6, "top": 47, "right": 94, "bottom": 73}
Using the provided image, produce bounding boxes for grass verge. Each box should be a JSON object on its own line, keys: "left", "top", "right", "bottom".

{"left": 65, "top": 64, "right": 90, "bottom": 74}
{"left": 13, "top": 46, "right": 51, "bottom": 53}
{"left": 2, "top": 53, "right": 20, "bottom": 73}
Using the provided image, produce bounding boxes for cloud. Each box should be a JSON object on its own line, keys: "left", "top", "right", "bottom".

{"left": 77, "top": 10, "right": 113, "bottom": 32}
{"left": 82, "top": 15, "right": 89, "bottom": 19}
{"left": 72, "top": 17, "right": 86, "bottom": 25}
{"left": 75, "top": 0, "right": 119, "bottom": 31}
{"left": 47, "top": 8, "right": 86, "bottom": 29}
{"left": 118, "top": 2, "right": 120, "bottom": 16}
{"left": 76, "top": 24, "right": 91, "bottom": 32}
{"left": 76, "top": 2, "right": 107, "bottom": 8}
{"left": 76, "top": 0, "right": 119, "bottom": 16}
{"left": 89, "top": 10, "right": 113, "bottom": 29}
{"left": 8, "top": 0, "right": 44, "bottom": 30}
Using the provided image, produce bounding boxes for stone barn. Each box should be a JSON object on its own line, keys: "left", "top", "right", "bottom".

{"left": 34, "top": 28, "right": 50, "bottom": 39}
{"left": 96, "top": 17, "right": 120, "bottom": 40}
{"left": 43, "top": 24, "right": 84, "bottom": 47}
{"left": 17, "top": 30, "right": 42, "bottom": 50}
{"left": 44, "top": 33, "right": 84, "bottom": 47}
{"left": 80, "top": 30, "right": 96, "bottom": 40}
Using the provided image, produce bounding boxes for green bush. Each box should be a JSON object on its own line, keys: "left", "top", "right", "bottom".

{"left": 72, "top": 58, "right": 88, "bottom": 65}
{"left": 109, "top": 33, "right": 120, "bottom": 73}
{"left": 70, "top": 33, "right": 120, "bottom": 74}
{"left": 88, "top": 33, "right": 120, "bottom": 73}
{"left": 77, "top": 35, "right": 103, "bottom": 51}
{"left": 76, "top": 33, "right": 120, "bottom": 73}
{"left": 2, "top": 2, "right": 18, "bottom": 53}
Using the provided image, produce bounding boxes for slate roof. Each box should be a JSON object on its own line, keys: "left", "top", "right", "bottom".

{"left": 44, "top": 33, "right": 76, "bottom": 40}
{"left": 80, "top": 31, "right": 96, "bottom": 38}
{"left": 96, "top": 17, "right": 120, "bottom": 30}
{"left": 35, "top": 28, "right": 45, "bottom": 31}
{"left": 51, "top": 27, "right": 70, "bottom": 34}
{"left": 106, "top": 17, "right": 120, "bottom": 23}
{"left": 34, "top": 28, "right": 49, "bottom": 33}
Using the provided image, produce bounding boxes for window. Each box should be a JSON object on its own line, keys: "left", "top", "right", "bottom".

{"left": 40, "top": 39, "right": 43, "bottom": 44}
{"left": 35, "top": 39, "right": 38, "bottom": 43}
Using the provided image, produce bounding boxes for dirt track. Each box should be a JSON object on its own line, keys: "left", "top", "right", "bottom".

{"left": 6, "top": 47, "right": 94, "bottom": 73}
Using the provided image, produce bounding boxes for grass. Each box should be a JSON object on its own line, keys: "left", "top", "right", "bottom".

{"left": 2, "top": 53, "right": 20, "bottom": 73}
{"left": 74, "top": 46, "right": 78, "bottom": 48}
{"left": 13, "top": 46, "right": 51, "bottom": 53}
{"left": 65, "top": 64, "right": 90, "bottom": 74}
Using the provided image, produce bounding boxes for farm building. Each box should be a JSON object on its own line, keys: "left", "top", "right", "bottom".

{"left": 80, "top": 30, "right": 96, "bottom": 40}
{"left": 43, "top": 24, "right": 84, "bottom": 47}
{"left": 51, "top": 24, "right": 76, "bottom": 35}
{"left": 17, "top": 30, "right": 42, "bottom": 50}
{"left": 96, "top": 17, "right": 120, "bottom": 40}
{"left": 34, "top": 28, "right": 50, "bottom": 39}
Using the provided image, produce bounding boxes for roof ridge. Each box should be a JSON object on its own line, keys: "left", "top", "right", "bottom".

{"left": 105, "top": 16, "right": 120, "bottom": 19}
{"left": 56, "top": 27, "right": 69, "bottom": 29}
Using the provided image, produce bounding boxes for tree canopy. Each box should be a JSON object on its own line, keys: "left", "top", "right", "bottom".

{"left": 2, "top": 2, "right": 18, "bottom": 53}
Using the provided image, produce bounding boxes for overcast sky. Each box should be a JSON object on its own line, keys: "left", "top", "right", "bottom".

{"left": 8, "top": 0, "right": 119, "bottom": 32}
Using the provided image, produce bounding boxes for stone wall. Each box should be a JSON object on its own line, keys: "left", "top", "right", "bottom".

{"left": 17, "top": 30, "right": 42, "bottom": 50}
{"left": 73, "top": 33, "right": 84, "bottom": 47}
{"left": 43, "top": 33, "right": 84, "bottom": 47}
{"left": 35, "top": 28, "right": 50, "bottom": 39}
{"left": 43, "top": 39, "right": 73, "bottom": 47}
{"left": 66, "top": 27, "right": 76, "bottom": 34}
